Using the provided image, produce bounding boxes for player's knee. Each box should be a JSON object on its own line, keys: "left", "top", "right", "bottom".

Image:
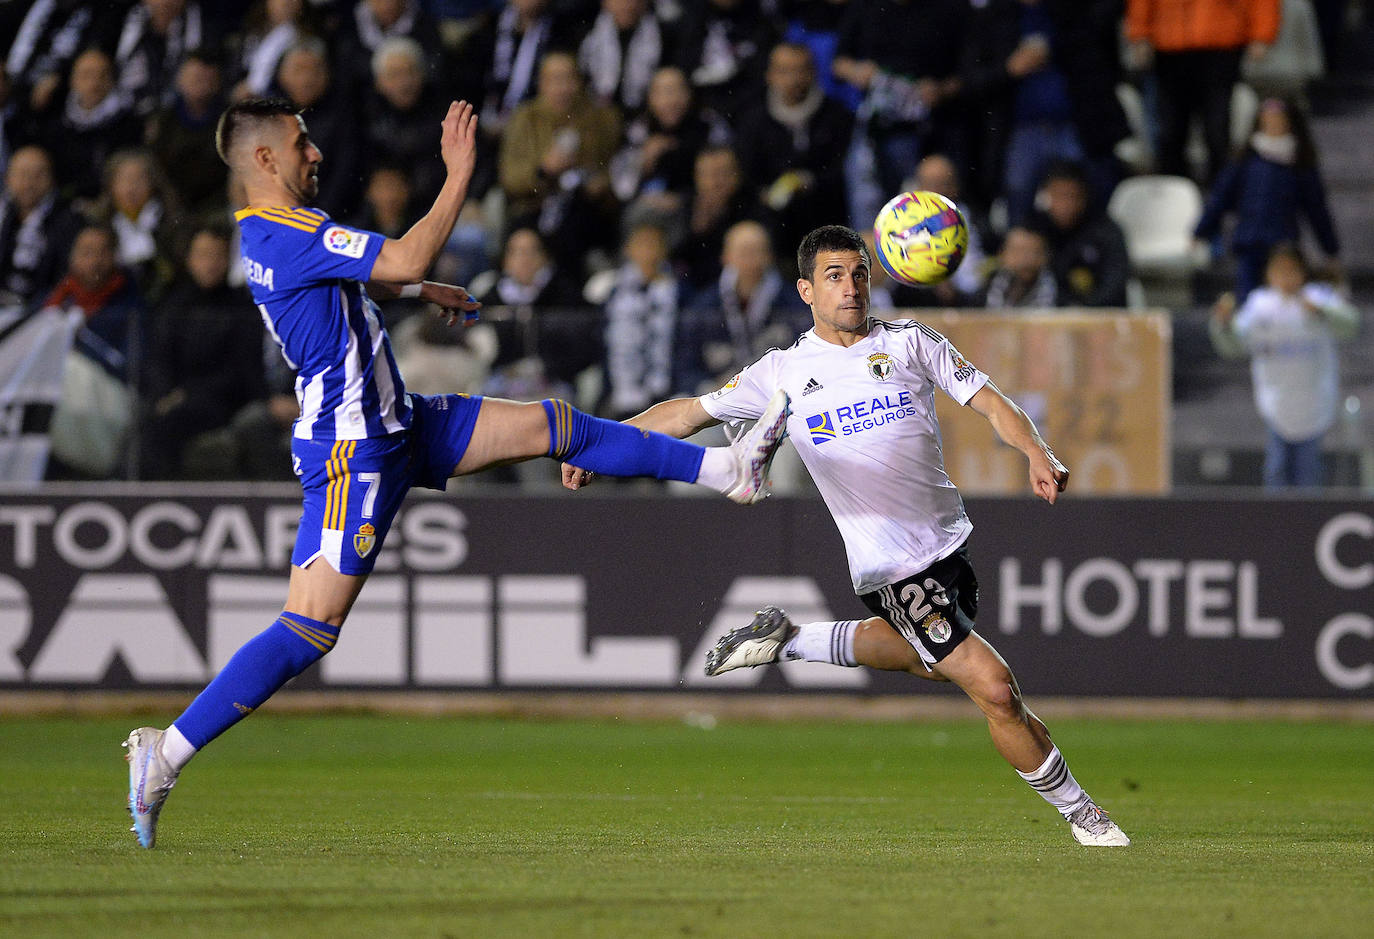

{"left": 976, "top": 672, "right": 1023, "bottom": 722}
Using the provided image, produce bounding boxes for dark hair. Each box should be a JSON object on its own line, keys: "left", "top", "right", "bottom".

{"left": 1038, "top": 158, "right": 1089, "bottom": 191}
{"left": 797, "top": 225, "right": 868, "bottom": 282}
{"left": 1245, "top": 97, "right": 1318, "bottom": 168}
{"left": 215, "top": 97, "right": 298, "bottom": 165}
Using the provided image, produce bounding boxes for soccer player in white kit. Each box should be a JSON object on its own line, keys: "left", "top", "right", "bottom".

{"left": 563, "top": 225, "right": 1130, "bottom": 847}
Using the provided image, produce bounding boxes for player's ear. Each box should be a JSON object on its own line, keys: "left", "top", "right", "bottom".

{"left": 796, "top": 277, "right": 813, "bottom": 305}
{"left": 252, "top": 143, "right": 275, "bottom": 174}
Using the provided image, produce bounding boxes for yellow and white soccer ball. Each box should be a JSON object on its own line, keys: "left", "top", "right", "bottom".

{"left": 872, "top": 190, "right": 969, "bottom": 286}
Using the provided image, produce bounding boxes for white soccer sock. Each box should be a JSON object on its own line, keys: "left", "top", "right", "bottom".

{"left": 694, "top": 447, "right": 738, "bottom": 492}
{"left": 1017, "top": 745, "right": 1091, "bottom": 817}
{"left": 162, "top": 724, "right": 198, "bottom": 772}
{"left": 781, "top": 621, "right": 860, "bottom": 667}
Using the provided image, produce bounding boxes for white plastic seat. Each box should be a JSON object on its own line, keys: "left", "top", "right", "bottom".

{"left": 1107, "top": 174, "right": 1205, "bottom": 275}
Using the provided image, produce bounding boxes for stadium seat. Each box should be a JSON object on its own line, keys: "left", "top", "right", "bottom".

{"left": 1107, "top": 175, "right": 1204, "bottom": 275}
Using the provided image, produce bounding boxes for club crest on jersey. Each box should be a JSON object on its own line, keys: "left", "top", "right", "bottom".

{"left": 922, "top": 613, "right": 952, "bottom": 644}
{"left": 806, "top": 411, "right": 836, "bottom": 444}
{"left": 354, "top": 522, "right": 377, "bottom": 557}
{"left": 324, "top": 226, "right": 369, "bottom": 258}
{"left": 866, "top": 353, "right": 894, "bottom": 381}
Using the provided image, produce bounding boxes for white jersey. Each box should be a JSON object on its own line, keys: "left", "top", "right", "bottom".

{"left": 701, "top": 317, "right": 989, "bottom": 594}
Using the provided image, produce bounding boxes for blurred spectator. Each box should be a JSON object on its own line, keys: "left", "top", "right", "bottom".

{"left": 275, "top": 39, "right": 366, "bottom": 219}
{"left": 832, "top": 0, "right": 967, "bottom": 196}
{"left": 499, "top": 51, "right": 622, "bottom": 273}
{"left": 577, "top": 0, "right": 665, "bottom": 114}
{"left": 0, "top": 145, "right": 83, "bottom": 307}
{"left": 611, "top": 66, "right": 731, "bottom": 234}
{"left": 6, "top": 0, "right": 103, "bottom": 115}
{"left": 679, "top": 219, "right": 810, "bottom": 392}
{"left": 230, "top": 0, "right": 312, "bottom": 100}
{"left": 146, "top": 50, "right": 229, "bottom": 216}
{"left": 961, "top": 0, "right": 1127, "bottom": 223}
{"left": 333, "top": 0, "right": 444, "bottom": 94}
{"left": 0, "top": 70, "right": 22, "bottom": 178}
{"left": 736, "top": 41, "right": 853, "bottom": 279}
{"left": 140, "top": 225, "right": 265, "bottom": 479}
{"left": 459, "top": 0, "right": 568, "bottom": 133}
{"left": 1209, "top": 243, "right": 1358, "bottom": 487}
{"left": 1242, "top": 0, "right": 1325, "bottom": 107}
{"left": 1028, "top": 159, "right": 1129, "bottom": 308}
{"left": 602, "top": 221, "right": 688, "bottom": 418}
{"left": 477, "top": 227, "right": 595, "bottom": 392}
{"left": 350, "top": 163, "right": 416, "bottom": 238}
{"left": 677, "top": 144, "right": 760, "bottom": 289}
{"left": 44, "top": 223, "right": 147, "bottom": 478}
{"left": 902, "top": 153, "right": 986, "bottom": 306}
{"left": 88, "top": 149, "right": 187, "bottom": 303}
{"left": 112, "top": 0, "right": 207, "bottom": 117}
{"left": 673, "top": 0, "right": 778, "bottom": 115}
{"left": 362, "top": 37, "right": 447, "bottom": 205}
{"left": 457, "top": 0, "right": 570, "bottom": 196}
{"left": 39, "top": 48, "right": 143, "bottom": 202}
{"left": 1193, "top": 97, "right": 1339, "bottom": 302}
{"left": 1125, "top": 0, "right": 1280, "bottom": 183}
{"left": 782, "top": 0, "right": 863, "bottom": 111}
{"left": 978, "top": 225, "right": 1057, "bottom": 309}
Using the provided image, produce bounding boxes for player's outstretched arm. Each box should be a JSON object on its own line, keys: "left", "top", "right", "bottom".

{"left": 968, "top": 382, "right": 1069, "bottom": 504}
{"left": 371, "top": 101, "right": 478, "bottom": 284}
{"left": 562, "top": 397, "right": 720, "bottom": 490}
{"left": 367, "top": 280, "right": 481, "bottom": 326}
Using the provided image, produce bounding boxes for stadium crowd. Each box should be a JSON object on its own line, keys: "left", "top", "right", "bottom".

{"left": 0, "top": 0, "right": 1354, "bottom": 481}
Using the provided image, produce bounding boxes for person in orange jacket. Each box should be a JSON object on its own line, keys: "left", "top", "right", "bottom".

{"left": 1125, "top": 0, "right": 1280, "bottom": 183}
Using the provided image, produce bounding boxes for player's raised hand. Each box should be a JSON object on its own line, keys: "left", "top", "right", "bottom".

{"left": 561, "top": 463, "right": 595, "bottom": 490}
{"left": 418, "top": 282, "right": 481, "bottom": 326}
{"left": 1030, "top": 446, "right": 1069, "bottom": 504}
{"left": 439, "top": 100, "right": 478, "bottom": 181}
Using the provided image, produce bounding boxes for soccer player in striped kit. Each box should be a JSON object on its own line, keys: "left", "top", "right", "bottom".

{"left": 563, "top": 225, "right": 1130, "bottom": 847}
{"left": 122, "top": 98, "right": 790, "bottom": 848}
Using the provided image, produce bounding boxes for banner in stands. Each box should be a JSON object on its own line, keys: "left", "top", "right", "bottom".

{"left": 0, "top": 488, "right": 1369, "bottom": 697}
{"left": 931, "top": 312, "right": 1172, "bottom": 495}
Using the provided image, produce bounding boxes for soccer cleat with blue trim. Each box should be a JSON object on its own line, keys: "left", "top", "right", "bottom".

{"left": 123, "top": 727, "right": 178, "bottom": 849}
{"left": 705, "top": 607, "right": 796, "bottom": 676}
{"left": 725, "top": 389, "right": 791, "bottom": 505}
{"left": 1067, "top": 800, "right": 1130, "bottom": 847}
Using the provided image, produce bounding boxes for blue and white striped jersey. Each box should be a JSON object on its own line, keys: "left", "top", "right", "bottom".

{"left": 234, "top": 205, "right": 411, "bottom": 441}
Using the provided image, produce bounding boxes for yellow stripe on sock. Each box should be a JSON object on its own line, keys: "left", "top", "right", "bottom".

{"left": 280, "top": 615, "right": 338, "bottom": 650}
{"left": 281, "top": 619, "right": 331, "bottom": 653}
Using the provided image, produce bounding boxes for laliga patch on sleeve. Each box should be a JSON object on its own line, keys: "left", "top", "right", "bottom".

{"left": 709, "top": 372, "right": 742, "bottom": 398}
{"left": 323, "top": 225, "right": 369, "bottom": 258}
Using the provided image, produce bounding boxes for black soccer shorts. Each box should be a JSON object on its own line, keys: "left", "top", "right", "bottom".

{"left": 860, "top": 546, "right": 978, "bottom": 670}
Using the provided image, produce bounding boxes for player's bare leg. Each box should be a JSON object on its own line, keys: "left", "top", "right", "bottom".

{"left": 715, "top": 611, "right": 1128, "bottom": 846}
{"left": 283, "top": 560, "right": 371, "bottom": 626}
{"left": 928, "top": 632, "right": 1051, "bottom": 773}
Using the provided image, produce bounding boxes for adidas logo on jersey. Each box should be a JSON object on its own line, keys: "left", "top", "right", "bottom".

{"left": 802, "top": 378, "right": 824, "bottom": 396}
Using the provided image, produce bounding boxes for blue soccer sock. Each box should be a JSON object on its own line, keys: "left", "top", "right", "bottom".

{"left": 542, "top": 398, "right": 705, "bottom": 482}
{"left": 171, "top": 613, "right": 340, "bottom": 751}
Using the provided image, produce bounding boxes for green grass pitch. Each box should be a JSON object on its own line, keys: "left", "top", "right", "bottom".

{"left": 2, "top": 713, "right": 1371, "bottom": 937}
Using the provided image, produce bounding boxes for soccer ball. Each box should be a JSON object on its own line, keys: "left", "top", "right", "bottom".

{"left": 872, "top": 191, "right": 969, "bottom": 286}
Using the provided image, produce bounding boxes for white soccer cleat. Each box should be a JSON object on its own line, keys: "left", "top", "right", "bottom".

{"left": 705, "top": 607, "right": 795, "bottom": 676}
{"left": 725, "top": 389, "right": 791, "bottom": 505}
{"left": 123, "top": 727, "right": 179, "bottom": 849}
{"left": 1067, "top": 800, "right": 1130, "bottom": 847}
